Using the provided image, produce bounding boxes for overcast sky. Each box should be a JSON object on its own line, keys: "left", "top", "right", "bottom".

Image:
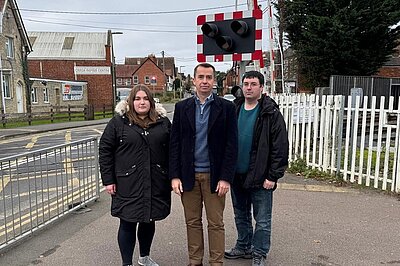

{"left": 18, "top": 0, "right": 272, "bottom": 75}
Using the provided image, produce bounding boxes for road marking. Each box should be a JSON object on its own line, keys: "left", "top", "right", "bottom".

{"left": 0, "top": 183, "right": 98, "bottom": 237}
{"left": 63, "top": 157, "right": 79, "bottom": 188}
{"left": 92, "top": 128, "right": 103, "bottom": 134}
{"left": 0, "top": 176, "right": 10, "bottom": 193}
{"left": 3, "top": 175, "right": 98, "bottom": 199}
{"left": 65, "top": 130, "right": 72, "bottom": 143}
{"left": 25, "top": 136, "right": 39, "bottom": 149}
{"left": 278, "top": 183, "right": 356, "bottom": 193}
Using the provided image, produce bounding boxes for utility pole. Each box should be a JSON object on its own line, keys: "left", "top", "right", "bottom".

{"left": 0, "top": 54, "right": 5, "bottom": 114}
{"left": 161, "top": 50, "right": 166, "bottom": 96}
{"left": 110, "top": 31, "right": 123, "bottom": 111}
{"left": 236, "top": 0, "right": 259, "bottom": 83}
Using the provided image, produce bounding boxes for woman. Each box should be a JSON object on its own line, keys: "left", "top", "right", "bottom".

{"left": 99, "top": 84, "right": 171, "bottom": 266}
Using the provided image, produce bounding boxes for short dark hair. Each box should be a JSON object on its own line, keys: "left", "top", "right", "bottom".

{"left": 242, "top": 71, "right": 264, "bottom": 87}
{"left": 194, "top": 63, "right": 216, "bottom": 78}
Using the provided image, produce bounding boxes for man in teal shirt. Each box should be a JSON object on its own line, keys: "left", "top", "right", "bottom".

{"left": 225, "top": 71, "right": 289, "bottom": 266}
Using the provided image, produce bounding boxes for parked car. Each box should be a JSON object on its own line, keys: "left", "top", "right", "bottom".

{"left": 223, "top": 94, "right": 235, "bottom": 102}
{"left": 117, "top": 88, "right": 131, "bottom": 102}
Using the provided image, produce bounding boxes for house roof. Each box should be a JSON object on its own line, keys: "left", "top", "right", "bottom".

{"left": 1, "top": 0, "right": 32, "bottom": 53}
{"left": 132, "top": 57, "right": 164, "bottom": 76}
{"left": 125, "top": 55, "right": 175, "bottom": 76}
{"left": 116, "top": 64, "right": 138, "bottom": 78}
{"left": 27, "top": 31, "right": 109, "bottom": 60}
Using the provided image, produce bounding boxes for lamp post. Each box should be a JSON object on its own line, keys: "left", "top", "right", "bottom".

{"left": 110, "top": 31, "right": 123, "bottom": 111}
{"left": 178, "top": 66, "right": 186, "bottom": 99}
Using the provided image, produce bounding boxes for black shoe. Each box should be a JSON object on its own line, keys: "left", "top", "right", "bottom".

{"left": 224, "top": 247, "right": 252, "bottom": 259}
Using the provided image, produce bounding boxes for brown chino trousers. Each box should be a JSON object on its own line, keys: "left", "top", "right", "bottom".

{"left": 181, "top": 173, "right": 226, "bottom": 266}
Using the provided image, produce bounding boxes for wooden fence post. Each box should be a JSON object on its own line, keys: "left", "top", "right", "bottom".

{"left": 28, "top": 105, "right": 32, "bottom": 126}
{"left": 68, "top": 104, "right": 71, "bottom": 121}
{"left": 1, "top": 108, "right": 5, "bottom": 127}
{"left": 103, "top": 104, "right": 106, "bottom": 118}
{"left": 50, "top": 107, "right": 54, "bottom": 123}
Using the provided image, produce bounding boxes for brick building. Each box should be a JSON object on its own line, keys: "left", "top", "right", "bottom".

{"left": 377, "top": 45, "right": 400, "bottom": 78}
{"left": 0, "top": 0, "right": 32, "bottom": 114}
{"left": 27, "top": 31, "right": 114, "bottom": 109}
{"left": 116, "top": 54, "right": 174, "bottom": 93}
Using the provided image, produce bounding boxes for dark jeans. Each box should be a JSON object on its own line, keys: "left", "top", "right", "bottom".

{"left": 118, "top": 219, "right": 155, "bottom": 265}
{"left": 231, "top": 173, "right": 273, "bottom": 257}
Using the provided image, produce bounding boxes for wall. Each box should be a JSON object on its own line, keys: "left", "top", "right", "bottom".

{"left": 30, "top": 80, "right": 88, "bottom": 113}
{"left": 134, "top": 60, "right": 165, "bottom": 92}
{"left": 0, "top": 2, "right": 28, "bottom": 114}
{"left": 28, "top": 50, "right": 113, "bottom": 109}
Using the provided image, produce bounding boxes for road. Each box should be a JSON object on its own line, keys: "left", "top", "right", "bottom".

{"left": 0, "top": 103, "right": 175, "bottom": 159}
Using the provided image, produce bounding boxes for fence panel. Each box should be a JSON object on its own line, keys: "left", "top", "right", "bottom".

{"left": 0, "top": 137, "right": 100, "bottom": 251}
{"left": 274, "top": 93, "right": 399, "bottom": 193}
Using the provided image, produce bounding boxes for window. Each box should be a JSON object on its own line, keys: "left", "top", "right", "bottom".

{"left": 31, "top": 87, "right": 38, "bottom": 103}
{"left": 29, "top": 36, "right": 37, "bottom": 46}
{"left": 125, "top": 79, "right": 131, "bottom": 85}
{"left": 43, "top": 87, "right": 49, "bottom": 103}
{"left": 6, "top": 37, "right": 14, "bottom": 58}
{"left": 117, "top": 78, "right": 122, "bottom": 85}
{"left": 62, "top": 37, "right": 75, "bottom": 50}
{"left": 133, "top": 75, "right": 138, "bottom": 84}
{"left": 2, "top": 74, "right": 11, "bottom": 98}
{"left": 145, "top": 76, "right": 150, "bottom": 84}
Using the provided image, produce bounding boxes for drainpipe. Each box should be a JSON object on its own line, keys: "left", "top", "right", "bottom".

{"left": 0, "top": 54, "right": 5, "bottom": 114}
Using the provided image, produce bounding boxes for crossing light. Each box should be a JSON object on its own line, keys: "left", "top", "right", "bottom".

{"left": 200, "top": 18, "right": 255, "bottom": 55}
{"left": 197, "top": 10, "right": 263, "bottom": 62}
{"left": 231, "top": 20, "right": 249, "bottom": 36}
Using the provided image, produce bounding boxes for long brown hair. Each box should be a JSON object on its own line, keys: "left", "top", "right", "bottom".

{"left": 126, "top": 84, "right": 158, "bottom": 128}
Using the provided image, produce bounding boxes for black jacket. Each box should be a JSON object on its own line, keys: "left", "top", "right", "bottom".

{"left": 169, "top": 94, "right": 238, "bottom": 192}
{"left": 234, "top": 95, "right": 289, "bottom": 189}
{"left": 99, "top": 101, "right": 171, "bottom": 222}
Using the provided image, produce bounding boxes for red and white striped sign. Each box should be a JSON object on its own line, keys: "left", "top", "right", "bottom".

{"left": 197, "top": 9, "right": 263, "bottom": 63}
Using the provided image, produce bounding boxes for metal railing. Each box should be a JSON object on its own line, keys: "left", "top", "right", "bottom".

{"left": 0, "top": 137, "right": 100, "bottom": 251}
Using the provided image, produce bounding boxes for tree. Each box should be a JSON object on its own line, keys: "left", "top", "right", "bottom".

{"left": 279, "top": 0, "right": 400, "bottom": 90}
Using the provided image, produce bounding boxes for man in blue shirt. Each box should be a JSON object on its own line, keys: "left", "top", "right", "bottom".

{"left": 169, "top": 63, "right": 238, "bottom": 266}
{"left": 225, "top": 71, "right": 289, "bottom": 266}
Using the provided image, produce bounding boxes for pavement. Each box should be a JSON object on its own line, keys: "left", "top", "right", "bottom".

{"left": 0, "top": 119, "right": 400, "bottom": 266}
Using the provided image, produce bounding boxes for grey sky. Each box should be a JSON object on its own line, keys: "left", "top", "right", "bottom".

{"left": 18, "top": 0, "right": 271, "bottom": 75}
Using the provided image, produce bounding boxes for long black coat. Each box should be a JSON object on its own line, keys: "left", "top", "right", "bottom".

{"left": 169, "top": 94, "right": 238, "bottom": 192}
{"left": 99, "top": 106, "right": 171, "bottom": 222}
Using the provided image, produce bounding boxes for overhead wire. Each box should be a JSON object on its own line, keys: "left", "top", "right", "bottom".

{"left": 24, "top": 18, "right": 196, "bottom": 33}
{"left": 19, "top": 4, "right": 246, "bottom": 15}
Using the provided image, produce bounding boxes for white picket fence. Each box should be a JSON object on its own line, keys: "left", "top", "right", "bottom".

{"left": 273, "top": 94, "right": 400, "bottom": 193}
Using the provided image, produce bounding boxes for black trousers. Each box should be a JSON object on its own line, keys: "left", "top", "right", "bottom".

{"left": 118, "top": 219, "right": 155, "bottom": 265}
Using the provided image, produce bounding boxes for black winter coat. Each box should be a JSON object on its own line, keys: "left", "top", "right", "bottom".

{"left": 234, "top": 95, "right": 289, "bottom": 189}
{"left": 99, "top": 108, "right": 171, "bottom": 222}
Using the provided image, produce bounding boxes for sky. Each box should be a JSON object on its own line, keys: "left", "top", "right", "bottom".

{"left": 17, "top": 0, "right": 273, "bottom": 75}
